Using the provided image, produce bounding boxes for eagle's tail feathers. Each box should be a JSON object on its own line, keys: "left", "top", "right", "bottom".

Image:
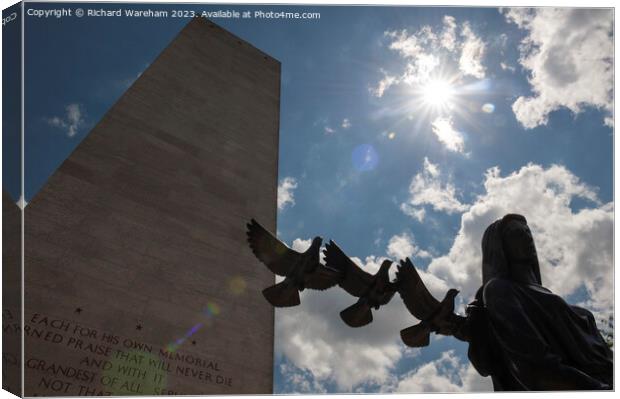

{"left": 340, "top": 301, "right": 373, "bottom": 327}
{"left": 262, "top": 281, "right": 300, "bottom": 307}
{"left": 400, "top": 323, "right": 432, "bottom": 347}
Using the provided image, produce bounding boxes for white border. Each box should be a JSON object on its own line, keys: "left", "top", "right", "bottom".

{"left": 0, "top": 2, "right": 617, "bottom": 399}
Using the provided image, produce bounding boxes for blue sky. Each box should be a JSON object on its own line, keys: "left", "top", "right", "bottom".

{"left": 5, "top": 3, "right": 614, "bottom": 394}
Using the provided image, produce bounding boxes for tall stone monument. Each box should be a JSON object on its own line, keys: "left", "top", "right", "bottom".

{"left": 10, "top": 17, "right": 279, "bottom": 396}
{"left": 3, "top": 191, "right": 22, "bottom": 397}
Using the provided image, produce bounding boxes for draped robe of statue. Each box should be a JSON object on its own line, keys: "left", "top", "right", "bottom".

{"left": 447, "top": 214, "right": 613, "bottom": 391}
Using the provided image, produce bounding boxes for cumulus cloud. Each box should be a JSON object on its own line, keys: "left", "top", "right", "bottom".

{"left": 47, "top": 103, "right": 84, "bottom": 137}
{"left": 387, "top": 231, "right": 432, "bottom": 260}
{"left": 387, "top": 232, "right": 416, "bottom": 259}
{"left": 431, "top": 116, "right": 466, "bottom": 153}
{"left": 292, "top": 237, "right": 326, "bottom": 263}
{"left": 395, "top": 350, "right": 492, "bottom": 392}
{"left": 278, "top": 362, "right": 328, "bottom": 394}
{"left": 275, "top": 256, "right": 406, "bottom": 390}
{"left": 371, "top": 69, "right": 399, "bottom": 97}
{"left": 277, "top": 163, "right": 611, "bottom": 393}
{"left": 275, "top": 234, "right": 443, "bottom": 391}
{"left": 400, "top": 204, "right": 426, "bottom": 222}
{"left": 291, "top": 238, "right": 311, "bottom": 252}
{"left": 373, "top": 15, "right": 486, "bottom": 97}
{"left": 459, "top": 22, "right": 486, "bottom": 79}
{"left": 426, "top": 163, "right": 613, "bottom": 314}
{"left": 341, "top": 118, "right": 352, "bottom": 129}
{"left": 277, "top": 177, "right": 298, "bottom": 210}
{"left": 400, "top": 157, "right": 469, "bottom": 219}
{"left": 503, "top": 8, "right": 613, "bottom": 128}
{"left": 440, "top": 15, "right": 457, "bottom": 51}
{"left": 500, "top": 62, "right": 516, "bottom": 73}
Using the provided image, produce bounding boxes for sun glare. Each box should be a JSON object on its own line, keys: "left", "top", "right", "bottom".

{"left": 421, "top": 79, "right": 455, "bottom": 108}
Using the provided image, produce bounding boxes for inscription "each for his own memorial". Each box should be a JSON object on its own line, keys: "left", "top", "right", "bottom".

{"left": 22, "top": 311, "right": 234, "bottom": 395}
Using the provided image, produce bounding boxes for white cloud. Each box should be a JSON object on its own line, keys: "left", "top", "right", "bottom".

{"left": 371, "top": 70, "right": 399, "bottom": 98}
{"left": 275, "top": 236, "right": 442, "bottom": 391}
{"left": 386, "top": 28, "right": 425, "bottom": 59}
{"left": 385, "top": 27, "right": 440, "bottom": 86}
{"left": 426, "top": 163, "right": 613, "bottom": 314}
{"left": 278, "top": 163, "right": 612, "bottom": 393}
{"left": 458, "top": 22, "right": 486, "bottom": 79}
{"left": 277, "top": 177, "right": 298, "bottom": 210}
{"left": 396, "top": 350, "right": 492, "bottom": 392}
{"left": 386, "top": 231, "right": 432, "bottom": 260}
{"left": 373, "top": 15, "right": 487, "bottom": 97}
{"left": 387, "top": 232, "right": 416, "bottom": 259}
{"left": 440, "top": 15, "right": 457, "bottom": 51}
{"left": 291, "top": 238, "right": 311, "bottom": 252}
{"left": 275, "top": 255, "right": 406, "bottom": 390}
{"left": 504, "top": 8, "right": 613, "bottom": 128}
{"left": 401, "top": 157, "right": 469, "bottom": 218}
{"left": 324, "top": 126, "right": 335, "bottom": 134}
{"left": 278, "top": 362, "right": 327, "bottom": 394}
{"left": 341, "top": 118, "right": 351, "bottom": 129}
{"left": 47, "top": 103, "right": 84, "bottom": 137}
{"left": 400, "top": 204, "right": 426, "bottom": 222}
{"left": 292, "top": 237, "right": 326, "bottom": 263}
{"left": 500, "top": 62, "right": 516, "bottom": 73}
{"left": 431, "top": 116, "right": 466, "bottom": 153}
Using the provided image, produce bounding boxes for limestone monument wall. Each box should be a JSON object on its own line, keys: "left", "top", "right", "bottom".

{"left": 3, "top": 191, "right": 22, "bottom": 397}
{"left": 20, "top": 17, "right": 279, "bottom": 395}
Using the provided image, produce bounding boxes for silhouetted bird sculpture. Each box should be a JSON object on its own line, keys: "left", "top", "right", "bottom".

{"left": 396, "top": 258, "right": 459, "bottom": 347}
{"left": 323, "top": 240, "right": 396, "bottom": 327}
{"left": 246, "top": 219, "right": 342, "bottom": 307}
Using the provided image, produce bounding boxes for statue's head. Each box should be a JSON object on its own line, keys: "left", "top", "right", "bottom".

{"left": 500, "top": 215, "right": 539, "bottom": 267}
{"left": 481, "top": 214, "right": 542, "bottom": 286}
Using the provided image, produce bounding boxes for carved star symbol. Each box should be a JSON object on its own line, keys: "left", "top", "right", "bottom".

{"left": 136, "top": 324, "right": 142, "bottom": 330}
{"left": 74, "top": 307, "right": 82, "bottom": 314}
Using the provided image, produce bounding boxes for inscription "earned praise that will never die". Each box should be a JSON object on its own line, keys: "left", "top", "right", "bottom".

{"left": 6, "top": 310, "right": 235, "bottom": 396}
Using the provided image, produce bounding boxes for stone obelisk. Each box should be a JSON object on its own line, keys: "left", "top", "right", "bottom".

{"left": 21, "top": 17, "right": 279, "bottom": 395}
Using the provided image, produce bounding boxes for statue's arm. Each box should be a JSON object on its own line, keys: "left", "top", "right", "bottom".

{"left": 434, "top": 300, "right": 486, "bottom": 342}
{"left": 445, "top": 313, "right": 471, "bottom": 342}
{"left": 435, "top": 312, "right": 470, "bottom": 342}
{"left": 432, "top": 293, "right": 498, "bottom": 377}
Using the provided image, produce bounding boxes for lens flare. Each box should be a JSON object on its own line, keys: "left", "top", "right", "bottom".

{"left": 205, "top": 302, "right": 220, "bottom": 316}
{"left": 166, "top": 321, "right": 204, "bottom": 352}
{"left": 103, "top": 350, "right": 167, "bottom": 395}
{"left": 166, "top": 300, "right": 221, "bottom": 353}
{"left": 352, "top": 144, "right": 379, "bottom": 172}
{"left": 228, "top": 276, "right": 247, "bottom": 295}
{"left": 481, "top": 103, "right": 495, "bottom": 113}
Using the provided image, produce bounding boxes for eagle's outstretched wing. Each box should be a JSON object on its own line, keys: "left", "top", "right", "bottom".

{"left": 305, "top": 265, "right": 343, "bottom": 290}
{"left": 246, "top": 219, "right": 301, "bottom": 276}
{"left": 396, "top": 258, "right": 441, "bottom": 320}
{"left": 323, "top": 240, "right": 374, "bottom": 297}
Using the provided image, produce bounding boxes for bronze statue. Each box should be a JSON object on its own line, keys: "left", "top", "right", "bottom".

{"left": 395, "top": 258, "right": 459, "bottom": 347}
{"left": 427, "top": 214, "right": 613, "bottom": 390}
{"left": 246, "top": 213, "right": 613, "bottom": 390}
{"left": 323, "top": 240, "right": 396, "bottom": 327}
{"left": 246, "top": 219, "right": 341, "bottom": 307}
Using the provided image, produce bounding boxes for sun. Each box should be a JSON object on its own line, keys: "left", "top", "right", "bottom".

{"left": 420, "top": 78, "right": 455, "bottom": 108}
